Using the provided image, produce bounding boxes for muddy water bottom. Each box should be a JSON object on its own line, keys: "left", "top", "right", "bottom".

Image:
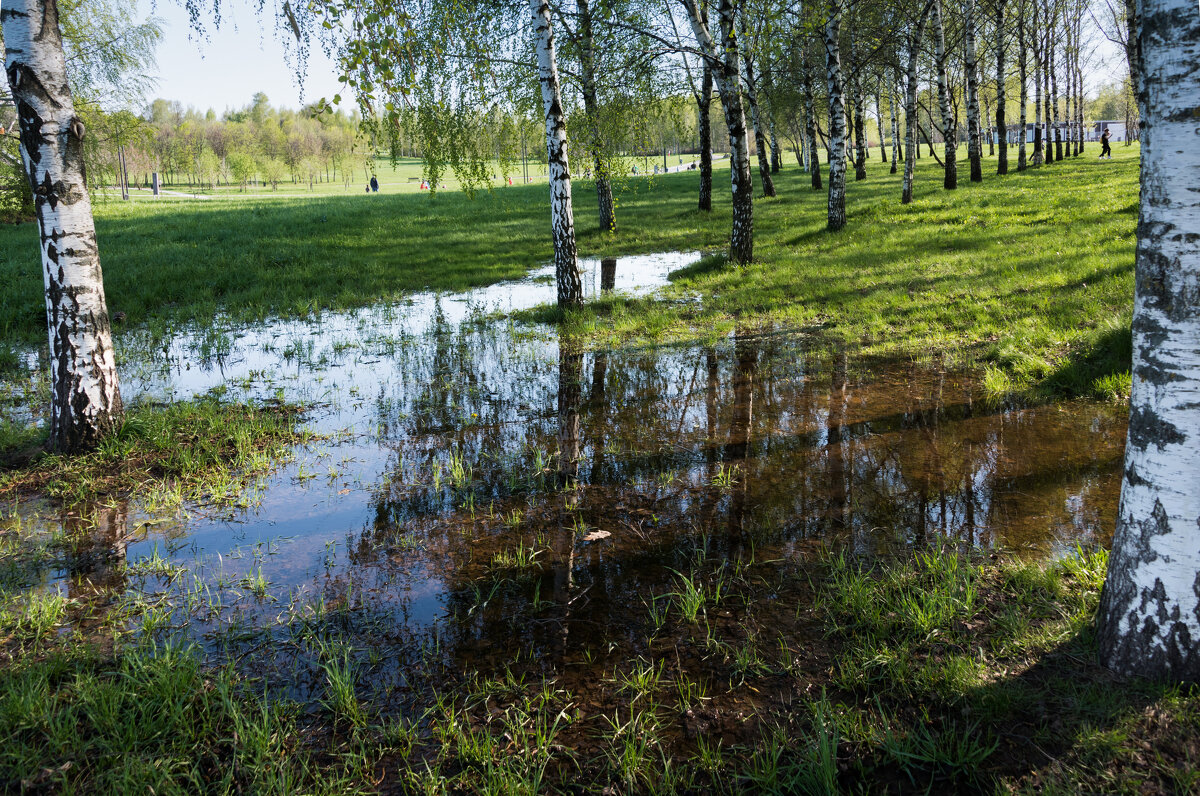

{"left": 1, "top": 251, "right": 1125, "bottom": 734}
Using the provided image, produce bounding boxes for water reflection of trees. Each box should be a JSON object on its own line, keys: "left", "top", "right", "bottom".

{"left": 339, "top": 328, "right": 1126, "bottom": 669}
{"left": 362, "top": 324, "right": 1125, "bottom": 562}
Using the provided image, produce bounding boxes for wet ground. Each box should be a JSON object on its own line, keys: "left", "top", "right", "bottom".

{"left": 1, "top": 250, "right": 1126, "bottom": 743}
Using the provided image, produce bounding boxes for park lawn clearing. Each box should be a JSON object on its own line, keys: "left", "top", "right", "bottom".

{"left": 558, "top": 144, "right": 1138, "bottom": 401}
{"left": 0, "top": 146, "right": 1135, "bottom": 401}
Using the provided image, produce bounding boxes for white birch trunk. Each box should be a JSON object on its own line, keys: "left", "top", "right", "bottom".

{"left": 902, "top": 3, "right": 933, "bottom": 204}
{"left": 802, "top": 56, "right": 823, "bottom": 190}
{"left": 762, "top": 68, "right": 783, "bottom": 172}
{"left": 683, "top": 0, "right": 754, "bottom": 262}
{"left": 1097, "top": 0, "right": 1200, "bottom": 682}
{"left": 531, "top": 0, "right": 582, "bottom": 306}
{"left": 1074, "top": 18, "right": 1085, "bottom": 155}
{"left": 823, "top": 0, "right": 847, "bottom": 230}
{"left": 698, "top": 64, "right": 714, "bottom": 211}
{"left": 889, "top": 78, "right": 900, "bottom": 174}
{"left": 933, "top": 0, "right": 958, "bottom": 189}
{"left": 1050, "top": 35, "right": 1061, "bottom": 162}
{"left": 994, "top": 0, "right": 1008, "bottom": 174}
{"left": 852, "top": 76, "right": 867, "bottom": 180}
{"left": 1017, "top": 1, "right": 1028, "bottom": 170}
{"left": 577, "top": 0, "right": 615, "bottom": 232}
{"left": 848, "top": 40, "right": 867, "bottom": 181}
{"left": 964, "top": 0, "right": 983, "bottom": 182}
{"left": 2, "top": 0, "right": 123, "bottom": 452}
{"left": 874, "top": 88, "right": 887, "bottom": 163}
{"left": 1031, "top": 0, "right": 1044, "bottom": 165}
{"left": 739, "top": 24, "right": 776, "bottom": 198}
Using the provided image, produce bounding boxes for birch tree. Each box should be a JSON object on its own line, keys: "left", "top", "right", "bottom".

{"left": 963, "top": 0, "right": 983, "bottom": 182}
{"left": 1097, "top": 0, "right": 1200, "bottom": 683}
{"left": 739, "top": 9, "right": 775, "bottom": 197}
{"left": 931, "top": 0, "right": 957, "bottom": 189}
{"left": 575, "top": 0, "right": 617, "bottom": 232}
{"left": 681, "top": 0, "right": 755, "bottom": 262}
{"left": 3, "top": 0, "right": 123, "bottom": 452}
{"left": 1030, "top": 0, "right": 1044, "bottom": 164}
{"left": 992, "top": 0, "right": 1007, "bottom": 174}
{"left": 822, "top": 0, "right": 848, "bottom": 230}
{"left": 665, "top": 3, "right": 714, "bottom": 211}
{"left": 532, "top": 0, "right": 583, "bottom": 306}
{"left": 873, "top": 83, "right": 886, "bottom": 163}
{"left": 310, "top": 0, "right": 586, "bottom": 306}
{"left": 888, "top": 74, "right": 900, "bottom": 173}
{"left": 801, "top": 48, "right": 823, "bottom": 189}
{"left": 902, "top": 0, "right": 934, "bottom": 204}
{"left": 1016, "top": 0, "right": 1028, "bottom": 169}
{"left": 848, "top": 39, "right": 867, "bottom": 181}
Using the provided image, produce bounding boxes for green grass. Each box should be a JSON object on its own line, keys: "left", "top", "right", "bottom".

{"left": 0, "top": 396, "right": 307, "bottom": 505}
{"left": 126, "top": 154, "right": 708, "bottom": 198}
{"left": 0, "top": 638, "right": 374, "bottom": 794}
{"left": 557, "top": 144, "right": 1136, "bottom": 400}
{"left": 2, "top": 146, "right": 1136, "bottom": 401}
{"left": 814, "top": 546, "right": 1200, "bottom": 793}
{"left": 5, "top": 541, "right": 1193, "bottom": 793}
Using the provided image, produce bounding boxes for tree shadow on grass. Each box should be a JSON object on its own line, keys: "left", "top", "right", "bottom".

{"left": 1038, "top": 321, "right": 1133, "bottom": 400}
{"left": 668, "top": 253, "right": 729, "bottom": 282}
{"left": 959, "top": 627, "right": 1199, "bottom": 794}
{"left": 816, "top": 627, "right": 1198, "bottom": 794}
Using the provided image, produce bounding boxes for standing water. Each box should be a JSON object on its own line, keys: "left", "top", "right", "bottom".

{"left": 1, "top": 249, "right": 1124, "bottom": 727}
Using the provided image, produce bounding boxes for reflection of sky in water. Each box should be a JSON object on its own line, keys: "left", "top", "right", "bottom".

{"left": 3, "top": 249, "right": 1127, "bottom": 689}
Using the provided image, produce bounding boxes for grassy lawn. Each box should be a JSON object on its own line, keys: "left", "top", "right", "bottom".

{"left": 3, "top": 545, "right": 1196, "bottom": 793}
{"left": 0, "top": 144, "right": 1187, "bottom": 795}
{"left": 562, "top": 144, "right": 1138, "bottom": 400}
{"left": 110, "top": 153, "right": 706, "bottom": 198}
{"left": 0, "top": 395, "right": 308, "bottom": 504}
{"left": 1, "top": 146, "right": 1135, "bottom": 401}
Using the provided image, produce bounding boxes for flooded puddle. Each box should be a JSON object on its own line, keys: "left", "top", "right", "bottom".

{"left": 1, "top": 250, "right": 1125, "bottom": 727}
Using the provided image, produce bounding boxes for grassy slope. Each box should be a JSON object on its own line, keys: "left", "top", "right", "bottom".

{"left": 0, "top": 146, "right": 1136, "bottom": 396}
{"left": 570, "top": 144, "right": 1137, "bottom": 398}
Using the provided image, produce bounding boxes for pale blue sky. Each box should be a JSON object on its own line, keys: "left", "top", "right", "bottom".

{"left": 137, "top": 0, "right": 344, "bottom": 114}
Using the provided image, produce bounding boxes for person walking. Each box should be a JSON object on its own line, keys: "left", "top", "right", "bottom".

{"left": 370, "top": 175, "right": 380, "bottom": 192}
{"left": 1099, "top": 128, "right": 1112, "bottom": 160}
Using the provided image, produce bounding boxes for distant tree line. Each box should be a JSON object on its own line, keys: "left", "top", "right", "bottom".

{"left": 86, "top": 93, "right": 362, "bottom": 193}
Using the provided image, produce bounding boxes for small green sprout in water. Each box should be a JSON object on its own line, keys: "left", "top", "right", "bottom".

{"left": 491, "top": 541, "right": 542, "bottom": 571}
{"left": 602, "top": 705, "right": 665, "bottom": 791}
{"left": 668, "top": 570, "right": 707, "bottom": 624}
{"left": 315, "top": 642, "right": 367, "bottom": 729}
{"left": 644, "top": 594, "right": 670, "bottom": 635}
{"left": 238, "top": 565, "right": 271, "bottom": 600}
{"left": 613, "top": 658, "right": 665, "bottom": 703}
{"left": 675, "top": 674, "right": 709, "bottom": 714}
{"left": 712, "top": 463, "right": 740, "bottom": 489}
{"left": 667, "top": 568, "right": 727, "bottom": 624}
{"left": 447, "top": 450, "right": 472, "bottom": 490}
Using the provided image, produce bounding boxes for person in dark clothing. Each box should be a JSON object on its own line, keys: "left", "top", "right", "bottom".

{"left": 370, "top": 175, "right": 379, "bottom": 192}
{"left": 1099, "top": 129, "right": 1112, "bottom": 160}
